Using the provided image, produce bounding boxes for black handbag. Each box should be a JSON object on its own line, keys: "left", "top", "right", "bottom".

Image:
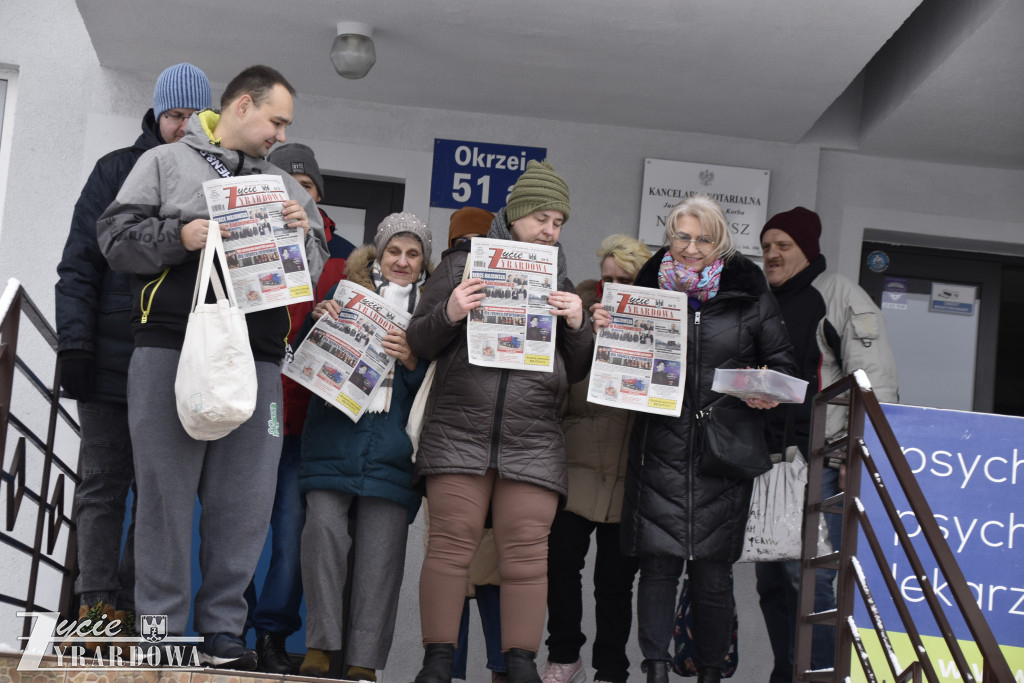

{"left": 695, "top": 396, "right": 772, "bottom": 479}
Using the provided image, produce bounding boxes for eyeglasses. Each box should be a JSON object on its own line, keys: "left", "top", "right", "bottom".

{"left": 161, "top": 111, "right": 191, "bottom": 124}
{"left": 669, "top": 232, "right": 716, "bottom": 251}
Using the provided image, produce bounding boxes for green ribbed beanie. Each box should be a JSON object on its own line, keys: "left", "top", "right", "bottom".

{"left": 505, "top": 160, "right": 570, "bottom": 224}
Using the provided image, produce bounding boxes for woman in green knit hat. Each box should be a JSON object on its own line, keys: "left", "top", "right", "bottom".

{"left": 407, "top": 160, "right": 595, "bottom": 683}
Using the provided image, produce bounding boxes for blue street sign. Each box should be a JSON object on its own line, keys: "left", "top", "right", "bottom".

{"left": 430, "top": 138, "right": 547, "bottom": 212}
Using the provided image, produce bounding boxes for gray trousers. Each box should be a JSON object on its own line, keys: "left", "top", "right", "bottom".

{"left": 128, "top": 346, "right": 283, "bottom": 636}
{"left": 74, "top": 400, "right": 135, "bottom": 609}
{"left": 302, "top": 490, "right": 409, "bottom": 669}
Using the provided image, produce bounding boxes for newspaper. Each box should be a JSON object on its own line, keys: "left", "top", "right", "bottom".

{"left": 282, "top": 281, "right": 409, "bottom": 422}
{"left": 586, "top": 283, "right": 687, "bottom": 416}
{"left": 465, "top": 237, "right": 560, "bottom": 373}
{"left": 202, "top": 174, "right": 314, "bottom": 313}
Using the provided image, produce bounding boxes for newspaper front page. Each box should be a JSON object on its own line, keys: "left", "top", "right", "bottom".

{"left": 465, "top": 237, "right": 559, "bottom": 373}
{"left": 282, "top": 281, "right": 409, "bottom": 422}
{"left": 203, "top": 174, "right": 314, "bottom": 313}
{"left": 587, "top": 283, "right": 687, "bottom": 416}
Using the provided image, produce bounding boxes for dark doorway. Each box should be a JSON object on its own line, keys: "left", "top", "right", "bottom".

{"left": 320, "top": 175, "right": 405, "bottom": 247}
{"left": 859, "top": 240, "right": 1024, "bottom": 417}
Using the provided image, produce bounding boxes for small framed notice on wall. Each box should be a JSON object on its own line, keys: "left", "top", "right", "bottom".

{"left": 638, "top": 159, "right": 770, "bottom": 256}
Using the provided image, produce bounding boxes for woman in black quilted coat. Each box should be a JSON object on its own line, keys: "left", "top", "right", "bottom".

{"left": 595, "top": 195, "right": 796, "bottom": 683}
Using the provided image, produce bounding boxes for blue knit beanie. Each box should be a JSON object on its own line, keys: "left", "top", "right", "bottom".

{"left": 153, "top": 63, "right": 212, "bottom": 119}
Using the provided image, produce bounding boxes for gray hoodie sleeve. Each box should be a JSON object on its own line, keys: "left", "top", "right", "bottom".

{"left": 96, "top": 151, "right": 191, "bottom": 275}
{"left": 280, "top": 172, "right": 328, "bottom": 288}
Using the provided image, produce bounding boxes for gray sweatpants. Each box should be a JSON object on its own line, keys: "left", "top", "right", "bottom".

{"left": 128, "top": 346, "right": 283, "bottom": 636}
{"left": 302, "top": 491, "right": 409, "bottom": 669}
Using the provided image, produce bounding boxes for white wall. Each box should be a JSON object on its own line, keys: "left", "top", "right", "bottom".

{"left": 817, "top": 151, "right": 1024, "bottom": 280}
{"left": 2, "top": 0, "right": 1024, "bottom": 676}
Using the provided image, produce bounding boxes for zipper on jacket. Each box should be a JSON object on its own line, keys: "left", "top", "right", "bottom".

{"left": 687, "top": 308, "right": 701, "bottom": 560}
{"left": 139, "top": 269, "right": 170, "bottom": 324}
{"left": 639, "top": 419, "right": 648, "bottom": 467}
{"left": 489, "top": 369, "right": 511, "bottom": 467}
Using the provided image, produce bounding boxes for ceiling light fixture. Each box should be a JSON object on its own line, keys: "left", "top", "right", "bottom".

{"left": 330, "top": 21, "right": 376, "bottom": 79}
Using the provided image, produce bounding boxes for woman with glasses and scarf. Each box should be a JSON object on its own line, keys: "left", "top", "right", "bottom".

{"left": 593, "top": 195, "right": 796, "bottom": 683}
{"left": 297, "top": 213, "right": 433, "bottom": 682}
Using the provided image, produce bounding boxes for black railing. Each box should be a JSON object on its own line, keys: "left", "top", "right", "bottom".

{"left": 0, "top": 277, "right": 80, "bottom": 641}
{"left": 794, "top": 370, "right": 1013, "bottom": 683}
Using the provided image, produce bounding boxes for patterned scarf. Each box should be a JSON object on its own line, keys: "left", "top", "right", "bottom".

{"left": 657, "top": 252, "right": 724, "bottom": 303}
{"left": 366, "top": 261, "right": 427, "bottom": 414}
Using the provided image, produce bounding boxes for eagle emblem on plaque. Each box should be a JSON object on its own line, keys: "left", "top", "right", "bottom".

{"left": 698, "top": 169, "right": 714, "bottom": 186}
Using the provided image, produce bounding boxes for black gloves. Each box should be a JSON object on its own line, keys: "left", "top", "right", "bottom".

{"left": 59, "top": 351, "right": 95, "bottom": 402}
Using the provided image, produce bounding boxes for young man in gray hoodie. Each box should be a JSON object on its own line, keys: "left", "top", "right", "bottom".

{"left": 98, "top": 64, "right": 328, "bottom": 670}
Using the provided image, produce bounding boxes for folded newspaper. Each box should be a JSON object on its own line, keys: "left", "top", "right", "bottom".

{"left": 586, "top": 283, "right": 687, "bottom": 417}
{"left": 465, "top": 237, "right": 560, "bottom": 373}
{"left": 202, "top": 174, "right": 313, "bottom": 313}
{"left": 282, "top": 281, "right": 409, "bottom": 422}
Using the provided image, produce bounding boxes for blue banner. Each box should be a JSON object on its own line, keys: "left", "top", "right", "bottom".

{"left": 854, "top": 404, "right": 1023, "bottom": 681}
{"left": 430, "top": 138, "right": 547, "bottom": 212}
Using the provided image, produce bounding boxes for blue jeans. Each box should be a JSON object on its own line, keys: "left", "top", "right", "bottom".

{"left": 245, "top": 433, "right": 305, "bottom": 636}
{"left": 452, "top": 584, "right": 504, "bottom": 679}
{"left": 74, "top": 400, "right": 135, "bottom": 609}
{"left": 755, "top": 466, "right": 842, "bottom": 683}
{"left": 637, "top": 557, "right": 734, "bottom": 669}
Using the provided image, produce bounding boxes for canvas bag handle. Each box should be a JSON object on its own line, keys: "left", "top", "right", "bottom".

{"left": 190, "top": 221, "right": 238, "bottom": 311}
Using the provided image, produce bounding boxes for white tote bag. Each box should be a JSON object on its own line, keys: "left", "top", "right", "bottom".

{"left": 738, "top": 449, "right": 833, "bottom": 562}
{"left": 174, "top": 222, "right": 257, "bottom": 440}
{"left": 406, "top": 362, "right": 436, "bottom": 462}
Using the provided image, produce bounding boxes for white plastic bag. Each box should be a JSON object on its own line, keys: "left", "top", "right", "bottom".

{"left": 174, "top": 222, "right": 257, "bottom": 440}
{"left": 738, "top": 449, "right": 833, "bottom": 562}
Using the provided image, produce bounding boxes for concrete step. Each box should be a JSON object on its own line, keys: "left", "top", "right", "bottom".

{"left": 0, "top": 650, "right": 376, "bottom": 683}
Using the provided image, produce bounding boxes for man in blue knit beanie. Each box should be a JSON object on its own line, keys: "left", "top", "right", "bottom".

{"left": 55, "top": 61, "right": 211, "bottom": 648}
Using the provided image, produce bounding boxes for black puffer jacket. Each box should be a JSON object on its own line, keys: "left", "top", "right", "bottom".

{"left": 620, "top": 249, "right": 797, "bottom": 562}
{"left": 406, "top": 244, "right": 594, "bottom": 498}
{"left": 55, "top": 109, "right": 162, "bottom": 403}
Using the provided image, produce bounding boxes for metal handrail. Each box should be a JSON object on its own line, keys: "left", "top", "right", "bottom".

{"left": 793, "top": 370, "right": 1013, "bottom": 683}
{"left": 0, "top": 278, "right": 80, "bottom": 639}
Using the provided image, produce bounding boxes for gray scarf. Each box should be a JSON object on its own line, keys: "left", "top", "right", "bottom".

{"left": 487, "top": 207, "right": 569, "bottom": 291}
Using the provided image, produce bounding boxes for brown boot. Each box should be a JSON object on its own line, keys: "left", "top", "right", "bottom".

{"left": 300, "top": 648, "right": 335, "bottom": 677}
{"left": 345, "top": 665, "right": 377, "bottom": 681}
{"left": 62, "top": 602, "right": 116, "bottom": 652}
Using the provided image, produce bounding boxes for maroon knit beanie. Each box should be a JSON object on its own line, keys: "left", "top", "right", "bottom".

{"left": 760, "top": 206, "right": 822, "bottom": 262}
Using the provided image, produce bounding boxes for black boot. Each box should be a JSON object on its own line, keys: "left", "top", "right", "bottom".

{"left": 412, "top": 643, "right": 454, "bottom": 683}
{"left": 642, "top": 659, "right": 669, "bottom": 683}
{"left": 697, "top": 667, "right": 722, "bottom": 683}
{"left": 503, "top": 648, "right": 541, "bottom": 683}
{"left": 256, "top": 632, "right": 295, "bottom": 674}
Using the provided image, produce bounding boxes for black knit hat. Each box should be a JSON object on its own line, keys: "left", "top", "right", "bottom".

{"left": 268, "top": 143, "right": 324, "bottom": 200}
{"left": 761, "top": 206, "right": 822, "bottom": 261}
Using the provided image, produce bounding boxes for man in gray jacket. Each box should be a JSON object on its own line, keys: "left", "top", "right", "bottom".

{"left": 756, "top": 207, "right": 898, "bottom": 683}
{"left": 98, "top": 65, "right": 327, "bottom": 670}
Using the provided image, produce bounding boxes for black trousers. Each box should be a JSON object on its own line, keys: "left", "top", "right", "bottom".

{"left": 545, "top": 510, "right": 639, "bottom": 683}
{"left": 637, "top": 557, "right": 734, "bottom": 670}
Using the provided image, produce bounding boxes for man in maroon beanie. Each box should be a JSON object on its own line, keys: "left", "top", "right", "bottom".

{"left": 755, "top": 206, "right": 898, "bottom": 683}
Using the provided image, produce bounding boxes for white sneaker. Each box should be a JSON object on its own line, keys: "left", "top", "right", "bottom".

{"left": 541, "top": 658, "right": 586, "bottom": 683}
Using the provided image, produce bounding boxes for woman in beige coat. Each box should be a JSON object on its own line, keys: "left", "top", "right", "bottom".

{"left": 541, "top": 235, "right": 651, "bottom": 683}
